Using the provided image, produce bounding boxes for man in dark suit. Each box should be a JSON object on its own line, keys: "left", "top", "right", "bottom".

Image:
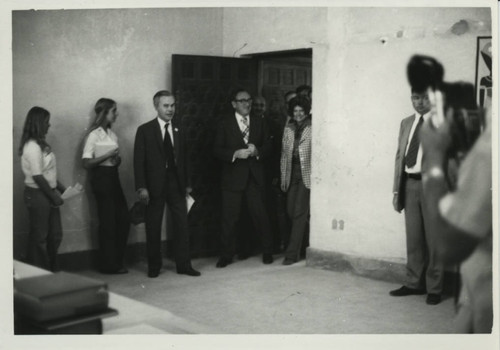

{"left": 213, "top": 88, "right": 274, "bottom": 267}
{"left": 390, "top": 87, "right": 443, "bottom": 305}
{"left": 133, "top": 90, "right": 200, "bottom": 278}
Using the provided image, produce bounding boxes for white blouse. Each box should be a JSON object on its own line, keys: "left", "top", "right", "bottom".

{"left": 82, "top": 127, "right": 119, "bottom": 167}
{"left": 21, "top": 140, "right": 57, "bottom": 189}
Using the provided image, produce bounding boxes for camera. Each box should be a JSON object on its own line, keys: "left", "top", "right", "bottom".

{"left": 407, "top": 55, "right": 485, "bottom": 159}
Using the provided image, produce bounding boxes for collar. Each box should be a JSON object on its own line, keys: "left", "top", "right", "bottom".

{"left": 417, "top": 111, "right": 431, "bottom": 122}
{"left": 235, "top": 112, "right": 249, "bottom": 121}
{"left": 157, "top": 117, "right": 172, "bottom": 129}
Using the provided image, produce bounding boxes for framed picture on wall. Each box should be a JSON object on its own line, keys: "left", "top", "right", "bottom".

{"left": 474, "top": 36, "right": 492, "bottom": 108}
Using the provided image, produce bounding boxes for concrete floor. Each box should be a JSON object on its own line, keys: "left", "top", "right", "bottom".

{"left": 79, "top": 255, "right": 457, "bottom": 334}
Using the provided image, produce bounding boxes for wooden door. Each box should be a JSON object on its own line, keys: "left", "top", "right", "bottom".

{"left": 172, "top": 54, "right": 258, "bottom": 257}
{"left": 259, "top": 57, "right": 312, "bottom": 116}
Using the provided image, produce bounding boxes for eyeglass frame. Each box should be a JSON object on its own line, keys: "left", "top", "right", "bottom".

{"left": 233, "top": 98, "right": 253, "bottom": 104}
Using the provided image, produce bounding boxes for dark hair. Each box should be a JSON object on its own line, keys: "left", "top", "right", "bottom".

{"left": 295, "top": 85, "right": 312, "bottom": 95}
{"left": 153, "top": 90, "right": 175, "bottom": 107}
{"left": 288, "top": 96, "right": 311, "bottom": 116}
{"left": 284, "top": 91, "right": 296, "bottom": 100}
{"left": 89, "top": 98, "right": 116, "bottom": 132}
{"left": 230, "top": 88, "right": 251, "bottom": 102}
{"left": 18, "top": 106, "right": 51, "bottom": 156}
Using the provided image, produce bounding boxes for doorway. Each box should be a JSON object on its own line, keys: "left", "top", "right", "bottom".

{"left": 171, "top": 49, "right": 312, "bottom": 257}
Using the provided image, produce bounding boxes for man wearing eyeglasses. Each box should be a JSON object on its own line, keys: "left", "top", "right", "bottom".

{"left": 213, "top": 88, "right": 274, "bottom": 268}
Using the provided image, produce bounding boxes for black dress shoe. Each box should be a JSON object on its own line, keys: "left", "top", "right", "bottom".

{"left": 262, "top": 253, "right": 273, "bottom": 264}
{"left": 426, "top": 294, "right": 442, "bottom": 305}
{"left": 216, "top": 257, "right": 232, "bottom": 268}
{"left": 148, "top": 270, "right": 160, "bottom": 278}
{"left": 389, "top": 286, "right": 426, "bottom": 296}
{"left": 177, "top": 267, "right": 201, "bottom": 277}
{"left": 282, "top": 258, "right": 296, "bottom": 266}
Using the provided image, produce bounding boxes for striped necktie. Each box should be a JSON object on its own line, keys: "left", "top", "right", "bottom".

{"left": 241, "top": 116, "right": 249, "bottom": 144}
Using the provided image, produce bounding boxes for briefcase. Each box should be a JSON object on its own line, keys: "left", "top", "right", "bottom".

{"left": 14, "top": 272, "right": 109, "bottom": 322}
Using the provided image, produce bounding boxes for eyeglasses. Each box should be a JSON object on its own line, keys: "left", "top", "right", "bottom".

{"left": 234, "top": 98, "right": 253, "bottom": 104}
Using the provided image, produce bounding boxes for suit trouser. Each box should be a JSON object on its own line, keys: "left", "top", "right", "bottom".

{"left": 90, "top": 166, "right": 130, "bottom": 272}
{"left": 404, "top": 177, "right": 443, "bottom": 294}
{"left": 221, "top": 176, "right": 273, "bottom": 259}
{"left": 23, "top": 187, "right": 62, "bottom": 271}
{"left": 145, "top": 168, "right": 191, "bottom": 272}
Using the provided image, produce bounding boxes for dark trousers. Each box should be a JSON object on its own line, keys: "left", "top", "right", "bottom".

{"left": 284, "top": 162, "right": 310, "bottom": 261}
{"left": 220, "top": 176, "right": 273, "bottom": 259}
{"left": 145, "top": 169, "right": 191, "bottom": 272}
{"left": 404, "top": 177, "right": 444, "bottom": 294}
{"left": 90, "top": 166, "right": 130, "bottom": 272}
{"left": 265, "top": 181, "right": 290, "bottom": 252}
{"left": 24, "top": 187, "right": 62, "bottom": 271}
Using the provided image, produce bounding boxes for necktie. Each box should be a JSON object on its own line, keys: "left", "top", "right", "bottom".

{"left": 405, "top": 116, "right": 423, "bottom": 168}
{"left": 241, "top": 116, "right": 249, "bottom": 144}
{"left": 164, "top": 123, "right": 175, "bottom": 168}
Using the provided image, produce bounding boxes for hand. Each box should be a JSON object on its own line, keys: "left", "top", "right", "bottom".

{"left": 186, "top": 187, "right": 193, "bottom": 194}
{"left": 52, "top": 194, "right": 64, "bottom": 207}
{"left": 247, "top": 144, "right": 258, "bottom": 157}
{"left": 138, "top": 188, "right": 149, "bottom": 205}
{"left": 392, "top": 193, "right": 401, "bottom": 213}
{"left": 234, "top": 148, "right": 251, "bottom": 159}
{"left": 104, "top": 148, "right": 120, "bottom": 160}
{"left": 110, "top": 155, "right": 121, "bottom": 166}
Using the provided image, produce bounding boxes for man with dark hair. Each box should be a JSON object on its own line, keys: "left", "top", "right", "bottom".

{"left": 213, "top": 88, "right": 274, "bottom": 267}
{"left": 134, "top": 90, "right": 200, "bottom": 278}
{"left": 390, "top": 87, "right": 443, "bottom": 305}
{"left": 295, "top": 85, "right": 311, "bottom": 100}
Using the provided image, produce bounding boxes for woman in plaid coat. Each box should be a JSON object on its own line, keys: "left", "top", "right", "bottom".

{"left": 280, "top": 96, "right": 312, "bottom": 265}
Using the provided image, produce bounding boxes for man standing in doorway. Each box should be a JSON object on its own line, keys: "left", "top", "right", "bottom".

{"left": 213, "top": 88, "right": 274, "bottom": 267}
{"left": 390, "top": 87, "right": 443, "bottom": 305}
{"left": 134, "top": 90, "right": 200, "bottom": 278}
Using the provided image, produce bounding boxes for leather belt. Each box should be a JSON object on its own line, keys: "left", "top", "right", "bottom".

{"left": 406, "top": 173, "right": 422, "bottom": 180}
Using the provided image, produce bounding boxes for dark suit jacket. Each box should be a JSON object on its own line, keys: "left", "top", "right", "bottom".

{"left": 213, "top": 113, "right": 271, "bottom": 191}
{"left": 134, "top": 117, "right": 188, "bottom": 197}
{"left": 393, "top": 114, "right": 416, "bottom": 211}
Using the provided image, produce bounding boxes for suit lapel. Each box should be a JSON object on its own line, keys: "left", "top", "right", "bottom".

{"left": 401, "top": 115, "right": 416, "bottom": 150}
{"left": 230, "top": 115, "right": 246, "bottom": 147}
{"left": 172, "top": 121, "right": 180, "bottom": 161}
{"left": 152, "top": 119, "right": 165, "bottom": 157}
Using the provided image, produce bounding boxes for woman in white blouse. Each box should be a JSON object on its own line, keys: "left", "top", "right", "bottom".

{"left": 82, "top": 98, "right": 130, "bottom": 274}
{"left": 19, "top": 106, "right": 66, "bottom": 271}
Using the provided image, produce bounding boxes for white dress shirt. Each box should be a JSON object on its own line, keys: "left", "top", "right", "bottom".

{"left": 404, "top": 112, "right": 430, "bottom": 174}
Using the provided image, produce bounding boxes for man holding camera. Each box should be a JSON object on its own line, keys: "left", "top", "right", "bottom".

{"left": 420, "top": 107, "right": 492, "bottom": 333}
{"left": 390, "top": 87, "right": 444, "bottom": 305}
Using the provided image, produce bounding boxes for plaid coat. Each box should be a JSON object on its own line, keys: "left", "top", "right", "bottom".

{"left": 280, "top": 119, "right": 312, "bottom": 191}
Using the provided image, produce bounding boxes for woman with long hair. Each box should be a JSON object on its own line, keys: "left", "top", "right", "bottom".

{"left": 19, "top": 106, "right": 66, "bottom": 271}
{"left": 280, "top": 96, "right": 312, "bottom": 265}
{"left": 82, "top": 98, "right": 130, "bottom": 274}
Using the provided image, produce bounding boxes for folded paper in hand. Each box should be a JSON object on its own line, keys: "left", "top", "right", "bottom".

{"left": 61, "top": 183, "right": 84, "bottom": 200}
{"left": 186, "top": 194, "right": 195, "bottom": 213}
{"left": 95, "top": 142, "right": 118, "bottom": 158}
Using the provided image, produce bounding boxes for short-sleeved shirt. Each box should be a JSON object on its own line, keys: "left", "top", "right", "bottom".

{"left": 21, "top": 140, "right": 57, "bottom": 189}
{"left": 82, "top": 127, "right": 119, "bottom": 167}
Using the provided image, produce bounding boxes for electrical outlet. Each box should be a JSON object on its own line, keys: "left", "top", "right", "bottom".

{"left": 339, "top": 220, "right": 344, "bottom": 230}
{"left": 332, "top": 219, "right": 337, "bottom": 230}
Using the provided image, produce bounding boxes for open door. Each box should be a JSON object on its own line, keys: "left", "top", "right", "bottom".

{"left": 172, "top": 54, "right": 258, "bottom": 257}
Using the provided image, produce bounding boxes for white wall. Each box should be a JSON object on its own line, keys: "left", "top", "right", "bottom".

{"left": 222, "top": 7, "right": 492, "bottom": 263}
{"left": 12, "top": 7, "right": 492, "bottom": 263}
{"left": 12, "top": 8, "right": 224, "bottom": 256}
